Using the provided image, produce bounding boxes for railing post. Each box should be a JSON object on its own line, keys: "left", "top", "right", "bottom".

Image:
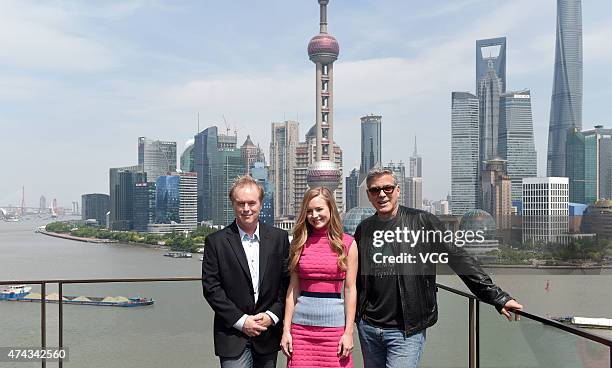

{"left": 59, "top": 282, "right": 63, "bottom": 368}
{"left": 41, "top": 282, "right": 46, "bottom": 368}
{"left": 468, "top": 298, "right": 479, "bottom": 368}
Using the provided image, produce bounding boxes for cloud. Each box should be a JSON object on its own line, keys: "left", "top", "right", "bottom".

{"left": 0, "top": 1, "right": 118, "bottom": 71}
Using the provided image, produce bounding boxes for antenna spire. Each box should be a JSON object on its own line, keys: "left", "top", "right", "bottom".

{"left": 319, "top": 0, "right": 329, "bottom": 33}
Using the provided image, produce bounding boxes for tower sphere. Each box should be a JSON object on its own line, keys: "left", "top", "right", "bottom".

{"left": 306, "top": 160, "right": 341, "bottom": 192}
{"left": 308, "top": 33, "right": 339, "bottom": 64}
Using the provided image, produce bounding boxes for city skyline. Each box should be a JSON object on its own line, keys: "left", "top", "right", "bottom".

{"left": 2, "top": 0, "right": 611, "bottom": 207}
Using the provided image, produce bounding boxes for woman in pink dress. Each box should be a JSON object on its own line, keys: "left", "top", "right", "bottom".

{"left": 280, "top": 187, "right": 358, "bottom": 367}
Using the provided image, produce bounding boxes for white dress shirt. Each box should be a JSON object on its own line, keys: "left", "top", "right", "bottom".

{"left": 233, "top": 223, "right": 279, "bottom": 331}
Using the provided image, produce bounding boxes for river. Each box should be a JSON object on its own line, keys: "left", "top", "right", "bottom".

{"left": 1, "top": 219, "right": 610, "bottom": 367}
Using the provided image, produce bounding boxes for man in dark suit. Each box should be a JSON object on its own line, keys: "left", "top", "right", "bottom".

{"left": 202, "top": 176, "right": 290, "bottom": 368}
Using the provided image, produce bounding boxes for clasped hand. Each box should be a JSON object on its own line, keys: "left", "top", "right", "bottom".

{"left": 242, "top": 313, "right": 272, "bottom": 337}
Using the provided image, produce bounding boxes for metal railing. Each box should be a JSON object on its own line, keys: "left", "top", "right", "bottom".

{"left": 1, "top": 277, "right": 611, "bottom": 368}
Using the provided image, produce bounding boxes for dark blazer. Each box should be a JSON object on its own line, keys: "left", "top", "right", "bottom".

{"left": 202, "top": 220, "right": 290, "bottom": 358}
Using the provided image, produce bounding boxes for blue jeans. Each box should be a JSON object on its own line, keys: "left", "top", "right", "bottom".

{"left": 357, "top": 319, "right": 426, "bottom": 368}
{"left": 219, "top": 342, "right": 277, "bottom": 368}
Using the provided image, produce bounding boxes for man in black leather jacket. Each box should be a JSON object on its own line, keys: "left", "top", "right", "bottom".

{"left": 355, "top": 168, "right": 522, "bottom": 368}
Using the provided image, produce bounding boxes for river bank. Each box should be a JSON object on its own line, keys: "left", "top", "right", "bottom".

{"left": 37, "top": 227, "right": 173, "bottom": 251}
{"left": 37, "top": 228, "right": 118, "bottom": 244}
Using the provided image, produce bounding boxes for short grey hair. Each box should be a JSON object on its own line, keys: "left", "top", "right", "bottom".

{"left": 365, "top": 167, "right": 398, "bottom": 187}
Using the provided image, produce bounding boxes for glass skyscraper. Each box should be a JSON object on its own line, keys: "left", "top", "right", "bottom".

{"left": 451, "top": 92, "right": 479, "bottom": 215}
{"left": 499, "top": 90, "right": 538, "bottom": 200}
{"left": 360, "top": 115, "right": 382, "bottom": 180}
{"left": 478, "top": 62, "right": 503, "bottom": 168}
{"left": 547, "top": 0, "right": 583, "bottom": 177}
{"left": 155, "top": 175, "right": 180, "bottom": 224}
{"left": 566, "top": 128, "right": 586, "bottom": 203}
{"left": 194, "top": 127, "right": 218, "bottom": 222}
{"left": 138, "top": 137, "right": 177, "bottom": 183}
{"left": 133, "top": 181, "right": 156, "bottom": 232}
{"left": 109, "top": 167, "right": 146, "bottom": 230}
{"left": 345, "top": 168, "right": 359, "bottom": 212}
{"left": 212, "top": 148, "right": 245, "bottom": 226}
{"left": 476, "top": 37, "right": 506, "bottom": 94}
{"left": 251, "top": 162, "right": 274, "bottom": 225}
{"left": 81, "top": 193, "right": 110, "bottom": 226}
{"left": 566, "top": 126, "right": 612, "bottom": 204}
{"left": 180, "top": 139, "right": 195, "bottom": 173}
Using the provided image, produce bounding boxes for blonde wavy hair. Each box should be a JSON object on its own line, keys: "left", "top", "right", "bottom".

{"left": 289, "top": 187, "right": 346, "bottom": 273}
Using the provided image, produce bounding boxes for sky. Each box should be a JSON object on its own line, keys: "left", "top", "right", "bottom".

{"left": 1, "top": 0, "right": 611, "bottom": 208}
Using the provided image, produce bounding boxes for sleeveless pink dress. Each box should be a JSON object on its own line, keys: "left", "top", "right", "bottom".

{"left": 288, "top": 228, "right": 354, "bottom": 368}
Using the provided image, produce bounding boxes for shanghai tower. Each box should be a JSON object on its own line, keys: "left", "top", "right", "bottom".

{"left": 547, "top": 0, "right": 583, "bottom": 177}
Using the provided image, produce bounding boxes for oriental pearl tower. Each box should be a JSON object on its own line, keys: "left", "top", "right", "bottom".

{"left": 306, "top": 0, "right": 342, "bottom": 192}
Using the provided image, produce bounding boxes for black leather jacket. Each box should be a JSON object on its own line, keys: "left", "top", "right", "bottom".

{"left": 355, "top": 206, "right": 512, "bottom": 335}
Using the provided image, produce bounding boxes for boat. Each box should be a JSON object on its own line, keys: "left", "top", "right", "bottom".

{"left": 2, "top": 292, "right": 154, "bottom": 307}
{"left": 200, "top": 255, "right": 204, "bottom": 261}
{"left": 0, "top": 285, "right": 33, "bottom": 300}
{"left": 552, "top": 316, "right": 612, "bottom": 330}
{"left": 164, "top": 251, "right": 192, "bottom": 258}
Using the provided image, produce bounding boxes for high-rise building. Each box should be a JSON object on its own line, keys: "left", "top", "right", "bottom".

{"left": 251, "top": 162, "right": 274, "bottom": 225}
{"left": 180, "top": 139, "right": 195, "bottom": 173}
{"left": 584, "top": 126, "right": 612, "bottom": 202}
{"left": 433, "top": 199, "right": 450, "bottom": 215}
{"left": 107, "top": 165, "right": 146, "bottom": 230}
{"left": 178, "top": 172, "right": 198, "bottom": 229}
{"left": 409, "top": 136, "right": 422, "bottom": 177}
{"left": 405, "top": 177, "right": 423, "bottom": 210}
{"left": 522, "top": 177, "right": 569, "bottom": 244}
{"left": 155, "top": 175, "right": 181, "bottom": 224}
{"left": 566, "top": 127, "right": 586, "bottom": 203}
{"left": 499, "top": 90, "right": 538, "bottom": 200}
{"left": 138, "top": 137, "right": 177, "bottom": 183}
{"left": 270, "top": 121, "right": 299, "bottom": 218}
{"left": 566, "top": 126, "right": 612, "bottom": 204}
{"left": 360, "top": 115, "right": 382, "bottom": 179}
{"left": 241, "top": 135, "right": 265, "bottom": 176}
{"left": 476, "top": 37, "right": 506, "bottom": 94}
{"left": 217, "top": 132, "right": 237, "bottom": 149}
{"left": 81, "top": 193, "right": 110, "bottom": 226}
{"left": 194, "top": 127, "right": 218, "bottom": 222}
{"left": 149, "top": 172, "right": 197, "bottom": 233}
{"left": 385, "top": 162, "right": 406, "bottom": 206}
{"left": 294, "top": 124, "right": 343, "bottom": 214}
{"left": 133, "top": 182, "right": 156, "bottom": 232}
{"left": 478, "top": 61, "right": 503, "bottom": 169}
{"left": 109, "top": 166, "right": 146, "bottom": 230}
{"left": 345, "top": 168, "right": 359, "bottom": 212}
{"left": 305, "top": 0, "right": 342, "bottom": 194}
{"left": 451, "top": 92, "right": 479, "bottom": 215}
{"left": 480, "top": 159, "right": 512, "bottom": 230}
{"left": 212, "top": 148, "right": 245, "bottom": 226}
{"left": 547, "top": 0, "right": 583, "bottom": 177}
{"left": 39, "top": 195, "right": 47, "bottom": 214}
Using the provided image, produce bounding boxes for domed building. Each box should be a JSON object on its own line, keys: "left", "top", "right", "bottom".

{"left": 459, "top": 209, "right": 499, "bottom": 262}
{"left": 581, "top": 200, "right": 612, "bottom": 237}
{"left": 459, "top": 209, "right": 497, "bottom": 239}
{"left": 342, "top": 207, "right": 375, "bottom": 235}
